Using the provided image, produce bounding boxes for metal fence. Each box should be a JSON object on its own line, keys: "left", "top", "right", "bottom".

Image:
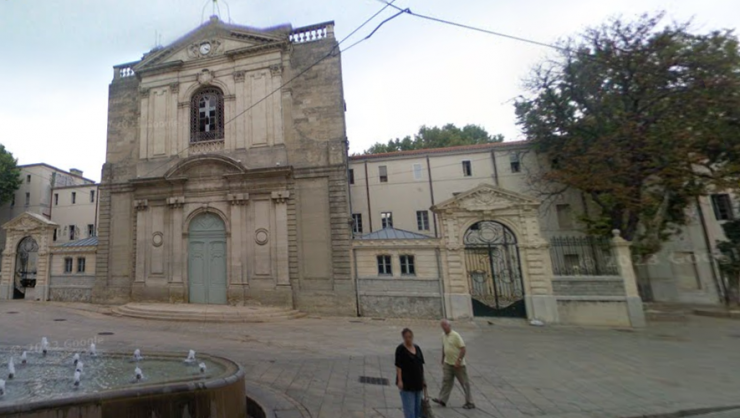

{"left": 549, "top": 235, "right": 619, "bottom": 276}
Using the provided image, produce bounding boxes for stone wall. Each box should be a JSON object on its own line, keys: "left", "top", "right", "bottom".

{"left": 552, "top": 276, "right": 626, "bottom": 296}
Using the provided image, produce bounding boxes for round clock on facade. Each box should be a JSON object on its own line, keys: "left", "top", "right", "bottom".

{"left": 199, "top": 42, "right": 211, "bottom": 55}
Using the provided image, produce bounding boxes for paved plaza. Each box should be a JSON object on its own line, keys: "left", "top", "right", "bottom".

{"left": 0, "top": 301, "right": 738, "bottom": 418}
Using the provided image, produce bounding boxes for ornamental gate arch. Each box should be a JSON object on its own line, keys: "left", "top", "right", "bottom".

{"left": 463, "top": 221, "right": 525, "bottom": 317}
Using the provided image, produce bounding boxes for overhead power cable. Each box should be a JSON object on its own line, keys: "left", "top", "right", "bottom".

{"left": 377, "top": 0, "right": 565, "bottom": 51}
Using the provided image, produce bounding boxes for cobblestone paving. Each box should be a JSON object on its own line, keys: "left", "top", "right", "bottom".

{"left": 0, "top": 301, "right": 738, "bottom": 418}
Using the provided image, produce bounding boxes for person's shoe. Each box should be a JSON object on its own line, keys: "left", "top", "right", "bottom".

{"left": 462, "top": 403, "right": 476, "bottom": 409}
{"left": 432, "top": 398, "right": 446, "bottom": 407}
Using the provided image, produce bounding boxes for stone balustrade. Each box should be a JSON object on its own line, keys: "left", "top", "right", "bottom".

{"left": 112, "top": 62, "right": 138, "bottom": 81}
{"left": 289, "top": 21, "right": 334, "bottom": 44}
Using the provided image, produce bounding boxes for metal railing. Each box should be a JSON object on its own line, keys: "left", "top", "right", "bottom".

{"left": 549, "top": 235, "right": 619, "bottom": 276}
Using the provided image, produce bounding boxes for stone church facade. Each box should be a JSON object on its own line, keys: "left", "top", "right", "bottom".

{"left": 94, "top": 16, "right": 355, "bottom": 314}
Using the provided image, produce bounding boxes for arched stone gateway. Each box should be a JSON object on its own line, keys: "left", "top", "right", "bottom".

{"left": 0, "top": 212, "right": 57, "bottom": 301}
{"left": 463, "top": 221, "right": 525, "bottom": 317}
{"left": 432, "top": 184, "right": 560, "bottom": 322}
{"left": 188, "top": 213, "right": 227, "bottom": 304}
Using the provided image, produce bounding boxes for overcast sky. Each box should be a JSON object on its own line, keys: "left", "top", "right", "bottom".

{"left": 1, "top": 0, "right": 737, "bottom": 182}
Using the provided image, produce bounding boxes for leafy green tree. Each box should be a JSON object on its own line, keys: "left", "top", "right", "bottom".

{"left": 363, "top": 123, "right": 504, "bottom": 155}
{"left": 515, "top": 12, "right": 740, "bottom": 259}
{"left": 716, "top": 218, "right": 740, "bottom": 306}
{"left": 0, "top": 144, "right": 21, "bottom": 205}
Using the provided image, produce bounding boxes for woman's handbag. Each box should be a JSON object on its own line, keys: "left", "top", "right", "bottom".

{"left": 422, "top": 385, "right": 435, "bottom": 418}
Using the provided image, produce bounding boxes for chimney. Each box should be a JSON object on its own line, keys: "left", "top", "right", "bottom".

{"left": 70, "top": 168, "right": 83, "bottom": 177}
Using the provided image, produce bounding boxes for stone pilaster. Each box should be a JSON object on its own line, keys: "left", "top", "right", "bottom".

{"left": 612, "top": 229, "right": 646, "bottom": 327}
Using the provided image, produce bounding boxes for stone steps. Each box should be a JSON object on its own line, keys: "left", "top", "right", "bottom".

{"left": 112, "top": 303, "right": 306, "bottom": 323}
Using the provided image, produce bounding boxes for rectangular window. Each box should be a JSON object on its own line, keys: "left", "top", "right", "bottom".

{"left": 53, "top": 229, "right": 57, "bottom": 242}
{"left": 26, "top": 174, "right": 31, "bottom": 183}
{"left": 462, "top": 160, "right": 472, "bottom": 177}
{"left": 90, "top": 190, "right": 95, "bottom": 203}
{"left": 348, "top": 169, "right": 355, "bottom": 185}
{"left": 556, "top": 204, "right": 574, "bottom": 229}
{"left": 381, "top": 212, "right": 393, "bottom": 229}
{"left": 413, "top": 163, "right": 423, "bottom": 180}
{"left": 711, "top": 194, "right": 734, "bottom": 220}
{"left": 416, "top": 210, "right": 430, "bottom": 231}
{"left": 379, "top": 165, "right": 388, "bottom": 183}
{"left": 400, "top": 255, "right": 416, "bottom": 276}
{"left": 69, "top": 225, "right": 76, "bottom": 241}
{"left": 377, "top": 255, "right": 392, "bottom": 275}
{"left": 24, "top": 192, "right": 30, "bottom": 206}
{"left": 71, "top": 192, "right": 76, "bottom": 204}
{"left": 54, "top": 193, "right": 59, "bottom": 206}
{"left": 510, "top": 153, "right": 521, "bottom": 173}
{"left": 64, "top": 257, "right": 73, "bottom": 273}
{"left": 352, "top": 214, "right": 363, "bottom": 234}
{"left": 88, "top": 224, "right": 95, "bottom": 237}
{"left": 77, "top": 257, "right": 86, "bottom": 273}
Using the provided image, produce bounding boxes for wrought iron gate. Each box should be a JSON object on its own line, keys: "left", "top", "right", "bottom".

{"left": 463, "top": 221, "right": 525, "bottom": 317}
{"left": 14, "top": 236, "right": 38, "bottom": 300}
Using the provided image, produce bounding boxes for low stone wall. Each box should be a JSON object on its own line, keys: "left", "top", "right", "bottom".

{"left": 357, "top": 277, "right": 443, "bottom": 319}
{"left": 552, "top": 276, "right": 626, "bottom": 296}
{"left": 48, "top": 275, "right": 95, "bottom": 303}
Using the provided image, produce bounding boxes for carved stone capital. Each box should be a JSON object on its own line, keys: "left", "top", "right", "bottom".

{"left": 269, "top": 64, "right": 283, "bottom": 76}
{"left": 228, "top": 193, "right": 249, "bottom": 206}
{"left": 139, "top": 88, "right": 150, "bottom": 98}
{"left": 233, "top": 70, "right": 246, "bottom": 82}
{"left": 271, "top": 190, "right": 290, "bottom": 204}
{"left": 134, "top": 199, "right": 149, "bottom": 211}
{"left": 167, "top": 196, "right": 185, "bottom": 209}
{"left": 169, "top": 82, "right": 180, "bottom": 93}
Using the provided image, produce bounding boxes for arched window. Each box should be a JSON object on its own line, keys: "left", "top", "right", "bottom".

{"left": 190, "top": 87, "right": 224, "bottom": 143}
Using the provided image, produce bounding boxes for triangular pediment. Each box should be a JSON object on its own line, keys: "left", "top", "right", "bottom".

{"left": 134, "top": 17, "right": 290, "bottom": 73}
{"left": 432, "top": 183, "right": 540, "bottom": 213}
{"left": 2, "top": 212, "right": 57, "bottom": 232}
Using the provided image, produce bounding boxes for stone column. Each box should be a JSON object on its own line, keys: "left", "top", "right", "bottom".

{"left": 134, "top": 199, "right": 148, "bottom": 284}
{"left": 611, "top": 229, "right": 646, "bottom": 327}
{"left": 272, "top": 191, "right": 290, "bottom": 286}
{"left": 167, "top": 196, "right": 185, "bottom": 302}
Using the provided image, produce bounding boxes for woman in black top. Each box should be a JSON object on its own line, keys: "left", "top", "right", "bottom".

{"left": 395, "top": 328, "right": 425, "bottom": 418}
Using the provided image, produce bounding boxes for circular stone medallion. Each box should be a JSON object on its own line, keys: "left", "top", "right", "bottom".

{"left": 255, "top": 229, "right": 269, "bottom": 246}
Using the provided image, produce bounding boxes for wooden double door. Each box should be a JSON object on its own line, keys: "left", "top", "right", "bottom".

{"left": 188, "top": 213, "right": 227, "bottom": 305}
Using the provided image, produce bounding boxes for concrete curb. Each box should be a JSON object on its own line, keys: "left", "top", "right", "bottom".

{"left": 625, "top": 405, "right": 740, "bottom": 418}
{"left": 693, "top": 309, "right": 740, "bottom": 320}
{"left": 245, "top": 380, "right": 311, "bottom": 418}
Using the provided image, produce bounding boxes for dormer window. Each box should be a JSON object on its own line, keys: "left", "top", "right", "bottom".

{"left": 190, "top": 87, "right": 224, "bottom": 143}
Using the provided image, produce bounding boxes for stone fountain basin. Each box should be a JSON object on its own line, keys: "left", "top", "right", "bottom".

{"left": 0, "top": 350, "right": 246, "bottom": 418}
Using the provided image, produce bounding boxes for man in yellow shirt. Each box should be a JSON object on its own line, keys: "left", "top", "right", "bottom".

{"left": 432, "top": 319, "right": 475, "bottom": 409}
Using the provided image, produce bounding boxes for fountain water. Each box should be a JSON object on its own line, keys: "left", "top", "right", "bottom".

{"left": 7, "top": 359, "right": 14, "bottom": 380}
{"left": 89, "top": 343, "right": 97, "bottom": 356}
{"left": 72, "top": 353, "right": 80, "bottom": 365}
{"left": 40, "top": 338, "right": 48, "bottom": 356}
{"left": 133, "top": 349, "right": 143, "bottom": 361}
{"left": 0, "top": 347, "right": 245, "bottom": 418}
{"left": 185, "top": 350, "right": 196, "bottom": 363}
{"left": 20, "top": 352, "right": 26, "bottom": 365}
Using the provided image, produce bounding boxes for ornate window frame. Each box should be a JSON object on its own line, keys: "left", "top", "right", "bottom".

{"left": 190, "top": 87, "right": 225, "bottom": 143}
